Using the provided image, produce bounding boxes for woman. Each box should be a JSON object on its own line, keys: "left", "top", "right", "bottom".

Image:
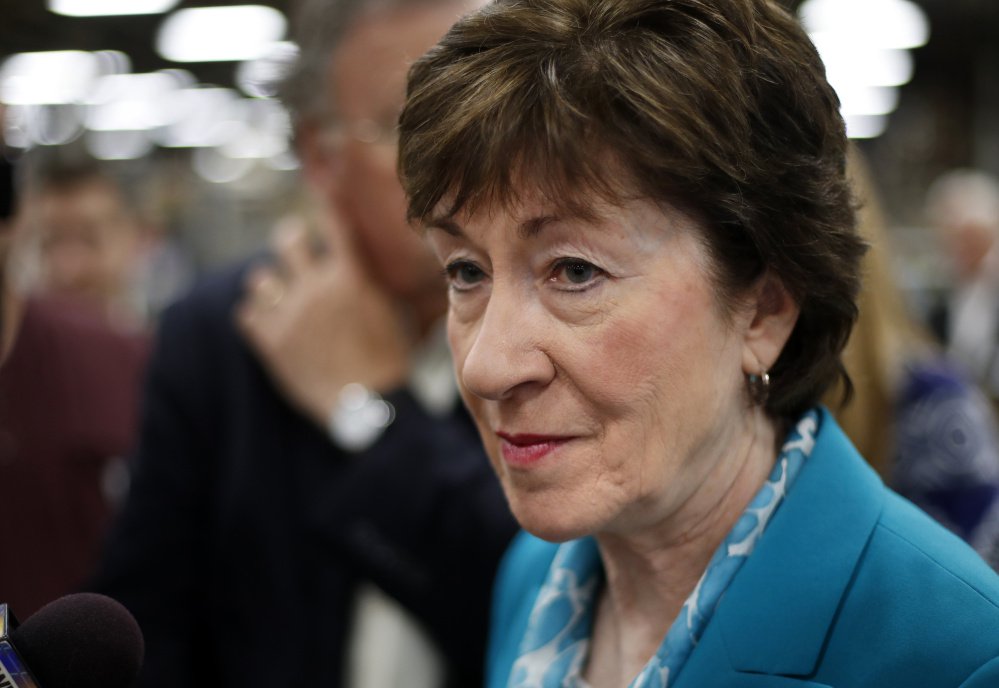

{"left": 398, "top": 0, "right": 999, "bottom": 686}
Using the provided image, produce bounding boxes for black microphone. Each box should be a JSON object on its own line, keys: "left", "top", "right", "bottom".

{"left": 0, "top": 593, "right": 144, "bottom": 688}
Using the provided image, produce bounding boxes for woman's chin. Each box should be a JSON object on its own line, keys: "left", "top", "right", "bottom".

{"left": 508, "top": 497, "right": 605, "bottom": 543}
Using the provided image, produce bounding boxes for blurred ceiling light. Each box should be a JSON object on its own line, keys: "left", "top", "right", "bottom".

{"left": 844, "top": 115, "right": 889, "bottom": 140}
{"left": 265, "top": 150, "right": 300, "bottom": 172}
{"left": 799, "top": 0, "right": 929, "bottom": 139}
{"left": 157, "top": 5, "right": 287, "bottom": 63}
{"left": 235, "top": 41, "right": 298, "bottom": 98}
{"left": 85, "top": 71, "right": 185, "bottom": 130}
{"left": 834, "top": 85, "right": 900, "bottom": 117}
{"left": 2, "top": 107, "right": 30, "bottom": 149}
{"left": 220, "top": 126, "right": 286, "bottom": 159}
{"left": 86, "top": 130, "right": 155, "bottom": 160}
{"left": 799, "top": 0, "right": 929, "bottom": 50}
{"left": 193, "top": 146, "right": 255, "bottom": 184}
{"left": 49, "top": 0, "right": 180, "bottom": 17}
{"left": 810, "top": 38, "right": 914, "bottom": 87}
{"left": 159, "top": 68, "right": 197, "bottom": 88}
{"left": 1, "top": 51, "right": 101, "bottom": 105}
{"left": 220, "top": 99, "right": 290, "bottom": 158}
{"left": 6, "top": 104, "right": 84, "bottom": 147}
{"left": 153, "top": 87, "right": 241, "bottom": 147}
{"left": 243, "top": 98, "right": 291, "bottom": 135}
{"left": 94, "top": 50, "right": 132, "bottom": 76}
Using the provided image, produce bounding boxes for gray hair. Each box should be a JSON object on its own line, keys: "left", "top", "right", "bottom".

{"left": 926, "top": 169, "right": 999, "bottom": 233}
{"left": 278, "top": 0, "right": 456, "bottom": 128}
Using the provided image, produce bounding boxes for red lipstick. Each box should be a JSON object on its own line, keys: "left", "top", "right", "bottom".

{"left": 496, "top": 432, "right": 572, "bottom": 467}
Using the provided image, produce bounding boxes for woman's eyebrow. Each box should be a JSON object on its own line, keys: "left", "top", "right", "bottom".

{"left": 518, "top": 215, "right": 559, "bottom": 239}
{"left": 426, "top": 217, "right": 464, "bottom": 236}
{"left": 518, "top": 205, "right": 606, "bottom": 239}
{"left": 426, "top": 211, "right": 595, "bottom": 239}
{"left": 426, "top": 214, "right": 558, "bottom": 238}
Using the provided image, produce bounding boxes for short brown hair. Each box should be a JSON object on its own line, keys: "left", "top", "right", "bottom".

{"left": 398, "top": 0, "right": 865, "bottom": 419}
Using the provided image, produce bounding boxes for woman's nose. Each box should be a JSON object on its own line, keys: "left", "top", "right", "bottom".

{"left": 458, "top": 288, "right": 556, "bottom": 401}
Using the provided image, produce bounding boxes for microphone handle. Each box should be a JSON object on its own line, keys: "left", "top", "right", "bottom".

{"left": 0, "top": 605, "right": 41, "bottom": 688}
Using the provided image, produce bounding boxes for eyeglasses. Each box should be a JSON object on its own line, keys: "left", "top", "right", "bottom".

{"left": 321, "top": 118, "right": 399, "bottom": 148}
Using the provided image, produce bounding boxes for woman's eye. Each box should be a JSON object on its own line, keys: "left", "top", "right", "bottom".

{"left": 444, "top": 260, "right": 487, "bottom": 290}
{"left": 550, "top": 259, "right": 603, "bottom": 288}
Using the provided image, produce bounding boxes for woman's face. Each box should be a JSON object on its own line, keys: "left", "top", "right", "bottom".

{"left": 426, "top": 195, "right": 762, "bottom": 542}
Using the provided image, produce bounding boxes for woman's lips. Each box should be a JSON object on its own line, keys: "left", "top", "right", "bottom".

{"left": 496, "top": 432, "right": 573, "bottom": 467}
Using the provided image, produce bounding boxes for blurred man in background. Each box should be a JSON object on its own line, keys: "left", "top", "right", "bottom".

{"left": 26, "top": 159, "right": 142, "bottom": 328}
{"left": 0, "top": 113, "right": 149, "bottom": 618}
{"left": 92, "top": 1, "right": 516, "bottom": 687}
{"left": 927, "top": 169, "right": 999, "bottom": 401}
{"left": 17, "top": 154, "right": 193, "bottom": 330}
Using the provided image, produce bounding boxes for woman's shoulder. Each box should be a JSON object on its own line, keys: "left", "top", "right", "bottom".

{"left": 814, "top": 492, "right": 999, "bottom": 685}
{"left": 743, "top": 411, "right": 999, "bottom": 684}
{"left": 873, "top": 489, "right": 999, "bottom": 608}
{"left": 815, "top": 410, "right": 999, "bottom": 621}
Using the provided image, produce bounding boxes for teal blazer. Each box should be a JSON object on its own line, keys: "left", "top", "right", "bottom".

{"left": 487, "top": 408, "right": 999, "bottom": 687}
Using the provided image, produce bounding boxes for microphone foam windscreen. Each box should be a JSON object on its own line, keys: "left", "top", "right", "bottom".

{"left": 10, "top": 593, "right": 144, "bottom": 688}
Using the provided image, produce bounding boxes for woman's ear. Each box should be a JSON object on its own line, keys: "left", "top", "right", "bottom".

{"left": 741, "top": 271, "right": 800, "bottom": 374}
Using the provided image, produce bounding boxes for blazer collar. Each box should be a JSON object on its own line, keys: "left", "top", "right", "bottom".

{"left": 711, "top": 407, "right": 885, "bottom": 677}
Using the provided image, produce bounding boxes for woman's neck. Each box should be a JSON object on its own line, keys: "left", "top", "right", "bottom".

{"left": 584, "top": 408, "right": 781, "bottom": 687}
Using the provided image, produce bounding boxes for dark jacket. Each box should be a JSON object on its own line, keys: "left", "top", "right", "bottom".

{"left": 93, "top": 262, "right": 517, "bottom": 688}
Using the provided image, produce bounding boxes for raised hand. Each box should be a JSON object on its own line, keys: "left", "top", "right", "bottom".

{"left": 236, "top": 208, "right": 412, "bottom": 429}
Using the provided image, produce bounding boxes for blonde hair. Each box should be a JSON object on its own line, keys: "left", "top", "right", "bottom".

{"left": 827, "top": 147, "right": 935, "bottom": 475}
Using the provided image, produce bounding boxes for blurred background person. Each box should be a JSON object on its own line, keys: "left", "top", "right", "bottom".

{"left": 0, "top": 112, "right": 149, "bottom": 618}
{"left": 831, "top": 149, "right": 999, "bottom": 568}
{"left": 25, "top": 155, "right": 143, "bottom": 328}
{"left": 925, "top": 169, "right": 999, "bottom": 402}
{"left": 17, "top": 151, "right": 194, "bottom": 331}
{"left": 91, "top": 0, "right": 516, "bottom": 687}
{"left": 0, "top": 107, "right": 18, "bottom": 362}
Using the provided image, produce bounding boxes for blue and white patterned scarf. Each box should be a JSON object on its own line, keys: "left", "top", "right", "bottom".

{"left": 508, "top": 410, "right": 820, "bottom": 688}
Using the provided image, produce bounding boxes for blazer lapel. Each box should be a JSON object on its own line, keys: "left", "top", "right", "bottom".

{"left": 675, "top": 408, "right": 885, "bottom": 687}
